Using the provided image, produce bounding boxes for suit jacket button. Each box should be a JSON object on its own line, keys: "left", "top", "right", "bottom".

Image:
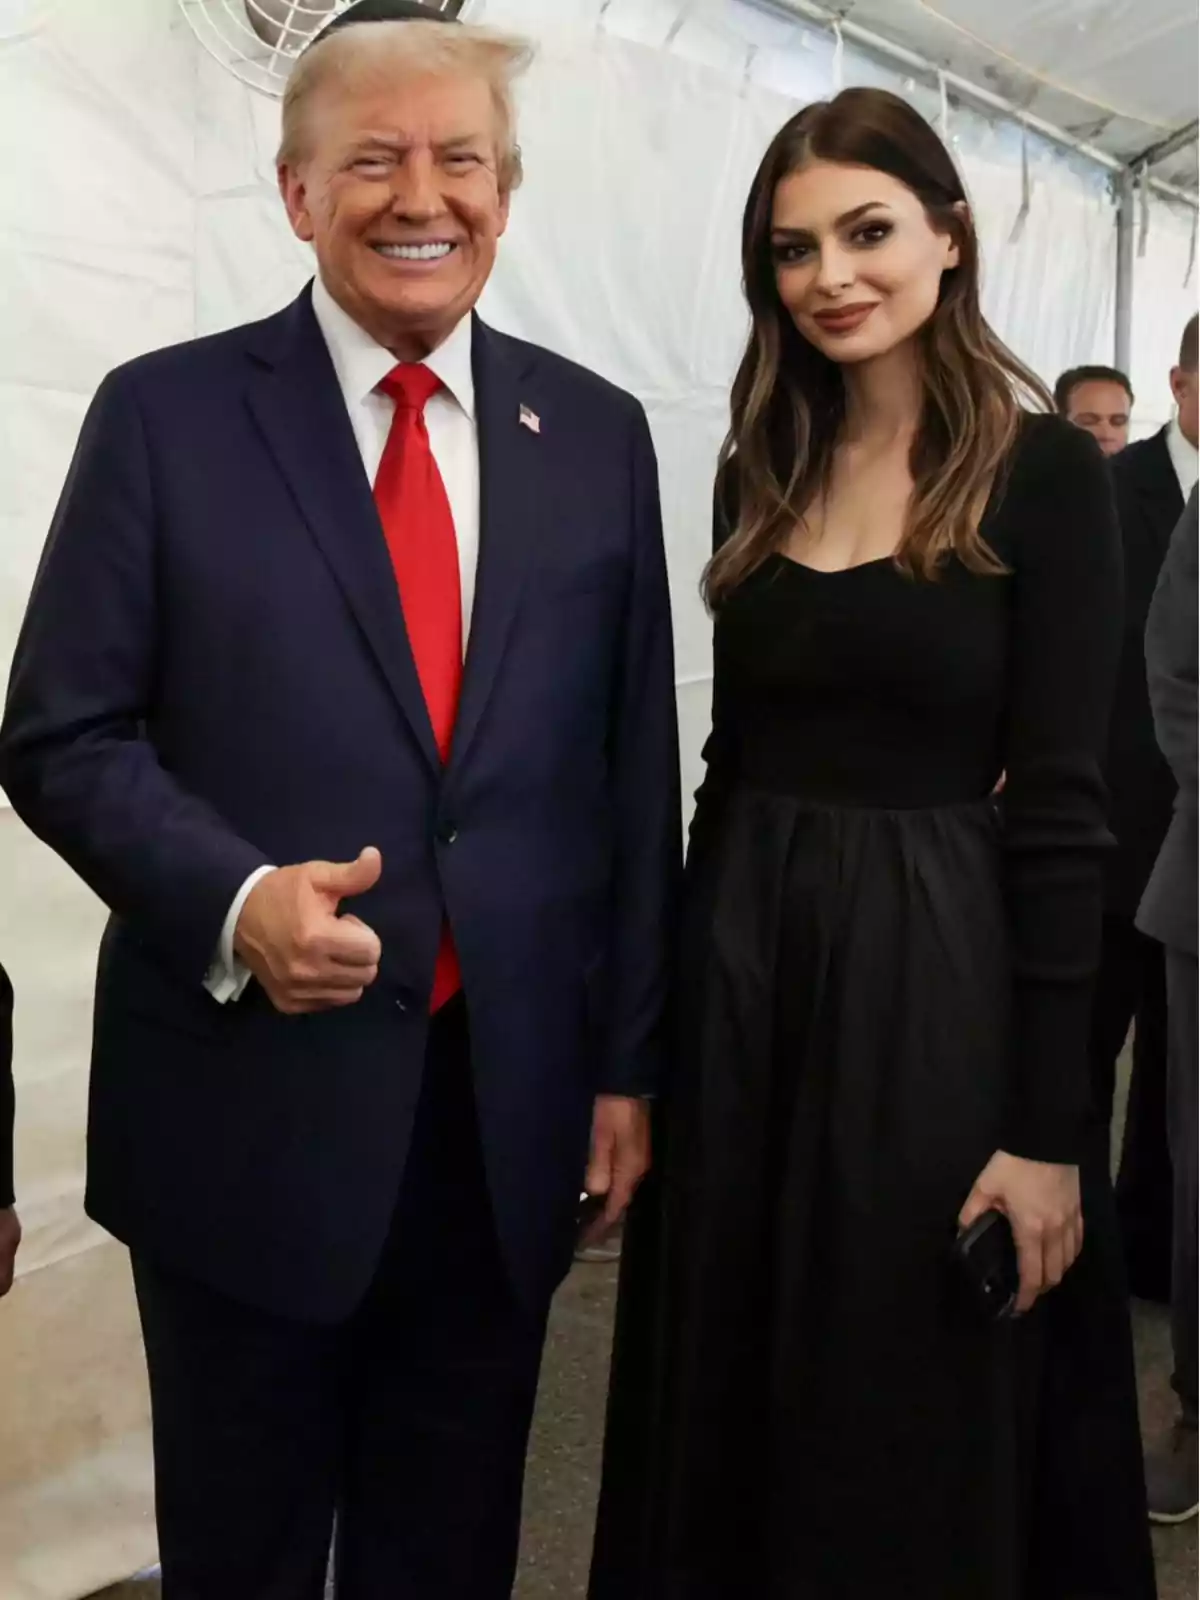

{"left": 438, "top": 824, "right": 459, "bottom": 846}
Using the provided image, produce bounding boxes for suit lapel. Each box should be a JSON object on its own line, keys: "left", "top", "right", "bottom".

{"left": 243, "top": 288, "right": 442, "bottom": 777}
{"left": 450, "top": 318, "right": 545, "bottom": 772}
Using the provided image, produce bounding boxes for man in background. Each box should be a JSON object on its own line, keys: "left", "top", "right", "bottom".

{"left": 1056, "top": 363, "right": 1135, "bottom": 456}
{"left": 1092, "top": 313, "right": 1198, "bottom": 1299}
{"left": 1137, "top": 489, "right": 1198, "bottom": 1524}
{"left": 0, "top": 960, "right": 16, "bottom": 1297}
{"left": 0, "top": 6, "right": 679, "bottom": 1595}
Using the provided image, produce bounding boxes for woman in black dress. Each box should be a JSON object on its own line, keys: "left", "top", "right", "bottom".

{"left": 590, "top": 88, "right": 1155, "bottom": 1599}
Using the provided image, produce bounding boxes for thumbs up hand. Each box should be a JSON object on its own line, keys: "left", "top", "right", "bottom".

{"left": 233, "top": 847, "right": 384, "bottom": 1014}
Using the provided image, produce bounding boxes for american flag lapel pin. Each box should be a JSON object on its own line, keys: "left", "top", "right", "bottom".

{"left": 519, "top": 403, "right": 541, "bottom": 434}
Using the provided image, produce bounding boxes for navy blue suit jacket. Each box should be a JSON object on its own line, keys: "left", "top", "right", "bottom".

{"left": 0, "top": 286, "right": 681, "bottom": 1321}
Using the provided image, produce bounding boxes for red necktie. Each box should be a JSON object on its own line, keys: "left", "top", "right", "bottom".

{"left": 374, "top": 364, "right": 462, "bottom": 1011}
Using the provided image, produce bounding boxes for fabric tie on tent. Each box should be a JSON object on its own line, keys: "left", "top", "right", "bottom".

{"left": 740, "top": 42, "right": 759, "bottom": 96}
{"left": 1010, "top": 128, "right": 1033, "bottom": 244}
{"left": 831, "top": 19, "right": 844, "bottom": 90}
{"left": 1138, "top": 170, "right": 1152, "bottom": 258}
{"left": 665, "top": 0, "right": 699, "bottom": 47}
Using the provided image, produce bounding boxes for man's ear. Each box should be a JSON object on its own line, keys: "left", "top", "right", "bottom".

{"left": 279, "top": 163, "right": 316, "bottom": 245}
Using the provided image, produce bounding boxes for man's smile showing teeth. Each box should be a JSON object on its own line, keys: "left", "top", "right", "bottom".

{"left": 373, "top": 242, "right": 456, "bottom": 261}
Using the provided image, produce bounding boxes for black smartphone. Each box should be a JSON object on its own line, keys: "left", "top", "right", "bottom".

{"left": 576, "top": 1189, "right": 607, "bottom": 1242}
{"left": 952, "top": 1209, "right": 1019, "bottom": 1323}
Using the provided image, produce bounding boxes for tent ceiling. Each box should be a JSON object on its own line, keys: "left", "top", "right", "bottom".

{"left": 830, "top": 0, "right": 1198, "bottom": 191}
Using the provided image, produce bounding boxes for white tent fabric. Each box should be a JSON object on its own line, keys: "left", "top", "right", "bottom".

{"left": 0, "top": 1, "right": 1192, "bottom": 1593}
{"left": 786, "top": 0, "right": 1200, "bottom": 190}
{"left": 1127, "top": 190, "right": 1200, "bottom": 433}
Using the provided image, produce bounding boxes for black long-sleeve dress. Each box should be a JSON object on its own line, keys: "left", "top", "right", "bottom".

{"left": 0, "top": 960, "right": 13, "bottom": 1210}
{"left": 589, "top": 414, "right": 1157, "bottom": 1599}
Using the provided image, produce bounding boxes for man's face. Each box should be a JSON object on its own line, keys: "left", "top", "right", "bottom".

{"left": 1170, "top": 363, "right": 1199, "bottom": 449}
{"left": 279, "top": 71, "right": 510, "bottom": 358}
{"left": 1064, "top": 379, "right": 1131, "bottom": 457}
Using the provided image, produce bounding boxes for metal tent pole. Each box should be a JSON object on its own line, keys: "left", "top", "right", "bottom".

{"left": 1130, "top": 119, "right": 1200, "bottom": 176}
{"left": 1115, "top": 169, "right": 1136, "bottom": 372}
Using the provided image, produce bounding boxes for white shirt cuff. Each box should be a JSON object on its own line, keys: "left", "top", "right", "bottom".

{"left": 204, "top": 865, "right": 275, "bottom": 1004}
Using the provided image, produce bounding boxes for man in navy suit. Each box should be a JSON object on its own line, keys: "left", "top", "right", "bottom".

{"left": 0, "top": 7, "right": 680, "bottom": 1596}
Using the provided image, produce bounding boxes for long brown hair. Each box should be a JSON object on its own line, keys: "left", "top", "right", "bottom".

{"left": 706, "top": 87, "right": 1051, "bottom": 607}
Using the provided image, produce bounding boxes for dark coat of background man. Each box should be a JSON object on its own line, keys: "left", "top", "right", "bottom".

{"left": 0, "top": 960, "right": 17, "bottom": 1297}
{"left": 1056, "top": 363, "right": 1135, "bottom": 458}
{"left": 1089, "top": 312, "right": 1198, "bottom": 1300}
{"left": 0, "top": 5, "right": 681, "bottom": 1596}
{"left": 1137, "top": 489, "right": 1198, "bottom": 1525}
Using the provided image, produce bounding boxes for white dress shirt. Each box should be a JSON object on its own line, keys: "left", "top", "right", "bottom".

{"left": 205, "top": 275, "right": 481, "bottom": 1003}
{"left": 1166, "top": 414, "right": 1199, "bottom": 501}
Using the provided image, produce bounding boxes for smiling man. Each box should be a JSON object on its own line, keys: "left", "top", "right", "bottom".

{"left": 0, "top": 7, "right": 680, "bottom": 1597}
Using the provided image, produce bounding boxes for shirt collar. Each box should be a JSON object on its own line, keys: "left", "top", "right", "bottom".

{"left": 310, "top": 273, "right": 476, "bottom": 421}
{"left": 1167, "top": 414, "right": 1199, "bottom": 498}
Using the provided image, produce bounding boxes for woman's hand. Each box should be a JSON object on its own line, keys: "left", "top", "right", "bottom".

{"left": 959, "top": 1151, "right": 1082, "bottom": 1315}
{"left": 0, "top": 1207, "right": 20, "bottom": 1297}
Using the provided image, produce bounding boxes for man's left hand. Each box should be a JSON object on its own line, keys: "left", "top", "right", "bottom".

{"left": 581, "top": 1096, "right": 651, "bottom": 1246}
{"left": 0, "top": 1208, "right": 21, "bottom": 1297}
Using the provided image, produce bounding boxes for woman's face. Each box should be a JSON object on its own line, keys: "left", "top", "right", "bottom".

{"left": 770, "top": 160, "right": 961, "bottom": 365}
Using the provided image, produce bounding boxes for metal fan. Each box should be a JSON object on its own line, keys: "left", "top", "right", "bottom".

{"left": 177, "top": 0, "right": 466, "bottom": 99}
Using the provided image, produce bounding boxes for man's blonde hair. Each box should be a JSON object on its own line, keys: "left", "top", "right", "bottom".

{"left": 278, "top": 19, "right": 534, "bottom": 192}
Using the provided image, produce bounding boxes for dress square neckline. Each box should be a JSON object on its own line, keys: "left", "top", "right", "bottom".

{"left": 769, "top": 550, "right": 896, "bottom": 577}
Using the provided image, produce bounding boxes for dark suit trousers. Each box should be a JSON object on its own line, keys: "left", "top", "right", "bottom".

{"left": 132, "top": 998, "right": 549, "bottom": 1600}
{"left": 1088, "top": 913, "right": 1174, "bottom": 1299}
{"left": 1166, "top": 950, "right": 1198, "bottom": 1423}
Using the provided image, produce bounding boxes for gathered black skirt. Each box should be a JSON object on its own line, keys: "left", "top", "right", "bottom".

{"left": 589, "top": 790, "right": 1156, "bottom": 1600}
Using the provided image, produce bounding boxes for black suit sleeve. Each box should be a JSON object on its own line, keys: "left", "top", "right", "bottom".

{"left": 1000, "top": 421, "right": 1123, "bottom": 1161}
{"left": 688, "top": 468, "right": 739, "bottom": 866}
{"left": 1103, "top": 435, "right": 1180, "bottom": 912}
{"left": 1145, "top": 489, "right": 1198, "bottom": 800}
{"left": 0, "top": 961, "right": 13, "bottom": 1208}
{"left": 0, "top": 370, "right": 271, "bottom": 986}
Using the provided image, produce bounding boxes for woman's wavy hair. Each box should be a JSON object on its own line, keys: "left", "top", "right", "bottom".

{"left": 706, "top": 87, "right": 1051, "bottom": 607}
